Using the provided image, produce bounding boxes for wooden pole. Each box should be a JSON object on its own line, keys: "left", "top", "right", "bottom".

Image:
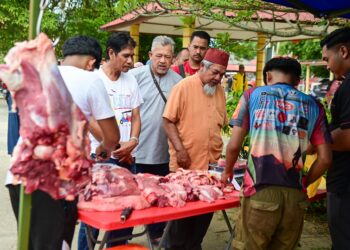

{"left": 256, "top": 33, "right": 266, "bottom": 86}
{"left": 18, "top": 1, "right": 40, "bottom": 249}
{"left": 305, "top": 64, "right": 311, "bottom": 93}
{"left": 329, "top": 71, "right": 334, "bottom": 81}
{"left": 130, "top": 24, "right": 140, "bottom": 63}
{"left": 182, "top": 18, "right": 195, "bottom": 48}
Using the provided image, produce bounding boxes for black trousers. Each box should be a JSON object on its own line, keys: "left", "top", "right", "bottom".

{"left": 327, "top": 192, "right": 350, "bottom": 250}
{"left": 135, "top": 163, "right": 170, "bottom": 239}
{"left": 7, "top": 184, "right": 77, "bottom": 250}
{"left": 166, "top": 212, "right": 214, "bottom": 250}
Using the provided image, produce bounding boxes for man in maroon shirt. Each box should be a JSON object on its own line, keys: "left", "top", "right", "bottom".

{"left": 172, "top": 31, "right": 210, "bottom": 78}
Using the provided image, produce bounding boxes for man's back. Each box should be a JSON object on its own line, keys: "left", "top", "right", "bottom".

{"left": 231, "top": 83, "right": 329, "bottom": 196}
{"left": 58, "top": 65, "right": 113, "bottom": 121}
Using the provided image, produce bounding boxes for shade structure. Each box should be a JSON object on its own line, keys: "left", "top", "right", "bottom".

{"left": 262, "top": 0, "right": 350, "bottom": 19}
{"left": 101, "top": 3, "right": 343, "bottom": 42}
{"left": 101, "top": 14, "right": 339, "bottom": 42}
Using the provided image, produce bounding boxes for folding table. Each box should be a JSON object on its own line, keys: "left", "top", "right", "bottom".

{"left": 78, "top": 192, "right": 241, "bottom": 250}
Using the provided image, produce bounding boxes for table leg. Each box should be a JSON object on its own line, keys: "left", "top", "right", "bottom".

{"left": 86, "top": 225, "right": 95, "bottom": 250}
{"left": 157, "top": 221, "right": 173, "bottom": 250}
{"left": 145, "top": 225, "right": 154, "bottom": 250}
{"left": 225, "top": 228, "right": 235, "bottom": 250}
{"left": 98, "top": 231, "right": 110, "bottom": 250}
{"left": 222, "top": 210, "right": 233, "bottom": 233}
{"left": 222, "top": 210, "right": 235, "bottom": 250}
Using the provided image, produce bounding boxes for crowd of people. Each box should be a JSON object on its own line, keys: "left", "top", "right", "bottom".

{"left": 4, "top": 26, "right": 350, "bottom": 250}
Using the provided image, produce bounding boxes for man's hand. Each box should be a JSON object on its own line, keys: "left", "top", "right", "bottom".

{"left": 221, "top": 169, "right": 234, "bottom": 184}
{"left": 95, "top": 143, "right": 111, "bottom": 161}
{"left": 118, "top": 153, "right": 134, "bottom": 165}
{"left": 112, "top": 140, "right": 137, "bottom": 159}
{"left": 176, "top": 149, "right": 191, "bottom": 169}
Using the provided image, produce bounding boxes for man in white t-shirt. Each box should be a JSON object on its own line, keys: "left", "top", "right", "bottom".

{"left": 6, "top": 36, "right": 120, "bottom": 250}
{"left": 88, "top": 33, "right": 143, "bottom": 165}
{"left": 78, "top": 32, "right": 143, "bottom": 250}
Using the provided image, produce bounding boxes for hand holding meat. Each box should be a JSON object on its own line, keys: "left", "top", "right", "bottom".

{"left": 221, "top": 169, "right": 233, "bottom": 184}
{"left": 95, "top": 143, "right": 111, "bottom": 161}
{"left": 112, "top": 141, "right": 137, "bottom": 159}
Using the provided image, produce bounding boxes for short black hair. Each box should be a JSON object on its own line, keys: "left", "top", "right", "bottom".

{"left": 62, "top": 35, "right": 102, "bottom": 68}
{"left": 263, "top": 57, "right": 301, "bottom": 85}
{"left": 190, "top": 31, "right": 211, "bottom": 46}
{"left": 320, "top": 27, "right": 350, "bottom": 50}
{"left": 106, "top": 32, "right": 136, "bottom": 60}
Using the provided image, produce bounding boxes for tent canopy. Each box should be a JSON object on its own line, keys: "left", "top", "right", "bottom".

{"left": 263, "top": 0, "right": 350, "bottom": 19}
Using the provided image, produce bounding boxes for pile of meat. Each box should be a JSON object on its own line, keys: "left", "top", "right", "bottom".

{"left": 78, "top": 165, "right": 236, "bottom": 212}
{"left": 0, "top": 34, "right": 91, "bottom": 200}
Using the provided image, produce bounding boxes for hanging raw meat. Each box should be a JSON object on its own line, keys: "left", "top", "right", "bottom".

{"left": 0, "top": 33, "right": 92, "bottom": 200}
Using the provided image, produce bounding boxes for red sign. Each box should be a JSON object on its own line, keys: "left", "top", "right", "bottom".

{"left": 275, "top": 100, "right": 294, "bottom": 111}
{"left": 278, "top": 112, "right": 287, "bottom": 123}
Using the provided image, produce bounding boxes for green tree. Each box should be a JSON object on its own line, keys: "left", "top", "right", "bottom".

{"left": 0, "top": 0, "right": 31, "bottom": 60}
{"left": 212, "top": 32, "right": 256, "bottom": 60}
{"left": 0, "top": 1, "right": 117, "bottom": 61}
{"left": 278, "top": 40, "right": 329, "bottom": 78}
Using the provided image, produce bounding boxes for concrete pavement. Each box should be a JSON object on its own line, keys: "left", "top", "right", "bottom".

{"left": 0, "top": 97, "right": 17, "bottom": 249}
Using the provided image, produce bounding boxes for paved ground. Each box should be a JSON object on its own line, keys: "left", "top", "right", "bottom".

{"left": 0, "top": 97, "right": 17, "bottom": 249}
{"left": 0, "top": 97, "right": 331, "bottom": 249}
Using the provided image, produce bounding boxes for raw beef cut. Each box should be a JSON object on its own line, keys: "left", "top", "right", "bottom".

{"left": 0, "top": 33, "right": 91, "bottom": 200}
{"left": 193, "top": 185, "right": 224, "bottom": 203}
{"left": 82, "top": 165, "right": 140, "bottom": 201}
{"left": 135, "top": 174, "right": 167, "bottom": 206}
{"left": 78, "top": 195, "right": 150, "bottom": 212}
{"left": 78, "top": 165, "right": 236, "bottom": 211}
{"left": 79, "top": 165, "right": 149, "bottom": 211}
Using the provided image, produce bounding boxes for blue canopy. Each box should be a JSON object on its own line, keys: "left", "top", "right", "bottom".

{"left": 263, "top": 0, "right": 350, "bottom": 19}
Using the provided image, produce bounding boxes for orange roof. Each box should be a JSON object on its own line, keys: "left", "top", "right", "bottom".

{"left": 101, "top": 3, "right": 318, "bottom": 31}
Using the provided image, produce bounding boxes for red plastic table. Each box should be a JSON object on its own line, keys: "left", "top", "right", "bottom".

{"left": 78, "top": 193, "right": 241, "bottom": 250}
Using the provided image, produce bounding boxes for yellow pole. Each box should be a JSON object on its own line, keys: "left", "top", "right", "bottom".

{"left": 329, "top": 71, "right": 334, "bottom": 81}
{"left": 256, "top": 33, "right": 267, "bottom": 86}
{"left": 182, "top": 18, "right": 195, "bottom": 48}
{"left": 305, "top": 64, "right": 311, "bottom": 93}
{"left": 130, "top": 24, "right": 140, "bottom": 63}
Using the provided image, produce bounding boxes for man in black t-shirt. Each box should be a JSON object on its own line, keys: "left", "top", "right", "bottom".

{"left": 321, "top": 27, "right": 350, "bottom": 249}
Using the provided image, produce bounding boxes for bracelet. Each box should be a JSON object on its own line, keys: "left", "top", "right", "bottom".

{"left": 129, "top": 137, "right": 139, "bottom": 143}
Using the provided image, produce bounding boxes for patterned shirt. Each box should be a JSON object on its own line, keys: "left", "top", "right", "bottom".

{"left": 230, "top": 83, "right": 331, "bottom": 197}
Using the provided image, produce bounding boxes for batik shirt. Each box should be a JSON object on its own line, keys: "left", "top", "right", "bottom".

{"left": 230, "top": 83, "right": 331, "bottom": 197}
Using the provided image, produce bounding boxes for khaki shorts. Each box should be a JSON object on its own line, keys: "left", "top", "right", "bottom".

{"left": 233, "top": 186, "right": 308, "bottom": 250}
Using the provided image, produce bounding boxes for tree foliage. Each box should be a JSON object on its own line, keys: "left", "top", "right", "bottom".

{"left": 212, "top": 32, "right": 256, "bottom": 60}
{"left": 114, "top": 0, "right": 348, "bottom": 38}
{"left": 278, "top": 40, "right": 329, "bottom": 78}
{"left": 0, "top": 0, "right": 117, "bottom": 61}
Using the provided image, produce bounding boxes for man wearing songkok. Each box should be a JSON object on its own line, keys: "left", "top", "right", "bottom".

{"left": 163, "top": 48, "right": 229, "bottom": 250}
